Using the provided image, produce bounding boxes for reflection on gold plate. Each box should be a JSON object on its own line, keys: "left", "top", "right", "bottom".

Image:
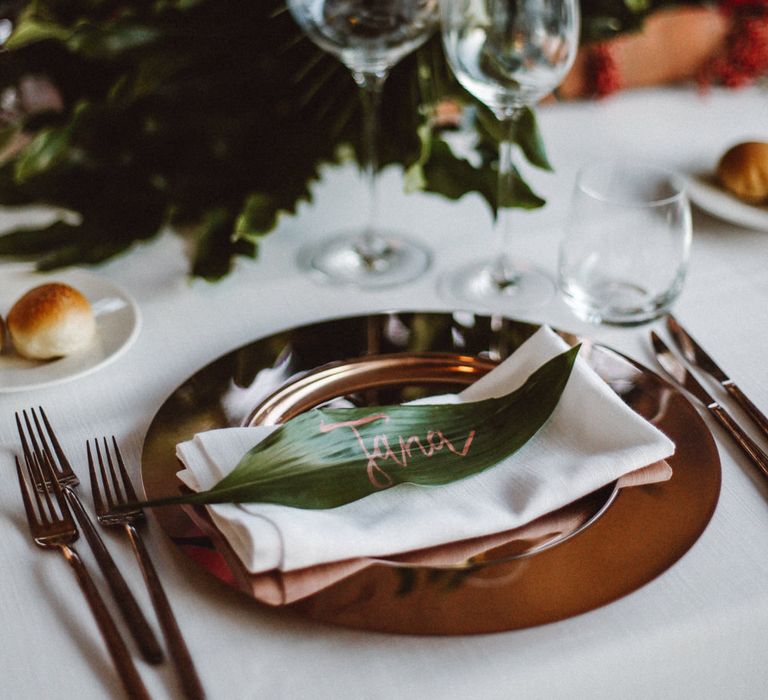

{"left": 141, "top": 312, "right": 720, "bottom": 635}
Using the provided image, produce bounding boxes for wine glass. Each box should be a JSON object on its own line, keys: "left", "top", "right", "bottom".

{"left": 287, "top": 0, "right": 439, "bottom": 288}
{"left": 439, "top": 0, "right": 579, "bottom": 311}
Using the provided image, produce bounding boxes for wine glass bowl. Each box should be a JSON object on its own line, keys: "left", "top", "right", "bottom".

{"left": 287, "top": 0, "right": 439, "bottom": 287}
{"left": 438, "top": 0, "right": 579, "bottom": 311}
{"left": 290, "top": 0, "right": 439, "bottom": 76}
{"left": 442, "top": 0, "right": 577, "bottom": 116}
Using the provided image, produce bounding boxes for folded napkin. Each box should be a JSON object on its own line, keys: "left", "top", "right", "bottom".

{"left": 176, "top": 326, "right": 675, "bottom": 577}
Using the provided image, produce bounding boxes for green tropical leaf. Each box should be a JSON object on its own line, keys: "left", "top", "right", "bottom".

{"left": 625, "top": 0, "right": 652, "bottom": 14}
{"left": 233, "top": 193, "right": 277, "bottom": 243}
{"left": 0, "top": 220, "right": 78, "bottom": 255}
{"left": 419, "top": 136, "right": 544, "bottom": 212}
{"left": 512, "top": 107, "right": 552, "bottom": 172}
{"left": 473, "top": 106, "right": 552, "bottom": 171}
{"left": 140, "top": 345, "right": 579, "bottom": 510}
{"left": 7, "top": 14, "right": 161, "bottom": 58}
{"left": 13, "top": 102, "right": 90, "bottom": 183}
{"left": 419, "top": 137, "right": 497, "bottom": 205}
{"left": 500, "top": 165, "right": 547, "bottom": 209}
{"left": 5, "top": 19, "right": 70, "bottom": 49}
{"left": 13, "top": 126, "right": 72, "bottom": 182}
{"left": 66, "top": 21, "right": 162, "bottom": 59}
{"left": 191, "top": 207, "right": 257, "bottom": 280}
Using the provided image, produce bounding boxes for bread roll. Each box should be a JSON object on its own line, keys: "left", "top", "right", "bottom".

{"left": 716, "top": 141, "right": 768, "bottom": 204}
{"left": 8, "top": 283, "right": 96, "bottom": 360}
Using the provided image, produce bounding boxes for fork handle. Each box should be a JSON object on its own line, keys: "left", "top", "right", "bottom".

{"left": 63, "top": 487, "right": 163, "bottom": 664}
{"left": 61, "top": 545, "right": 151, "bottom": 700}
{"left": 125, "top": 525, "right": 206, "bottom": 700}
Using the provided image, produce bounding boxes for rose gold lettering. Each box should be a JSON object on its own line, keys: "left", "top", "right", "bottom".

{"left": 320, "top": 413, "right": 477, "bottom": 489}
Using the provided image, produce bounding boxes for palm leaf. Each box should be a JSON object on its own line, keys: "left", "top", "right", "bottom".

{"left": 140, "top": 345, "right": 579, "bottom": 510}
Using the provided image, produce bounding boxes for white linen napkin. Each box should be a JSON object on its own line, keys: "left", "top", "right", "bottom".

{"left": 176, "top": 326, "right": 675, "bottom": 574}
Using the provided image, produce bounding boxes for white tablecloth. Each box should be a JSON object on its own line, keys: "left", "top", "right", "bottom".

{"left": 1, "top": 86, "right": 768, "bottom": 699}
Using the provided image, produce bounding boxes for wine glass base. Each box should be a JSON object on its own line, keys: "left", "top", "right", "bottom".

{"left": 300, "top": 231, "right": 431, "bottom": 289}
{"left": 438, "top": 258, "right": 554, "bottom": 314}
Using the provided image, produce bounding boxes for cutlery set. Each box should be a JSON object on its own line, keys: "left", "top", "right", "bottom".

{"left": 12, "top": 408, "right": 204, "bottom": 699}
{"left": 652, "top": 316, "right": 768, "bottom": 482}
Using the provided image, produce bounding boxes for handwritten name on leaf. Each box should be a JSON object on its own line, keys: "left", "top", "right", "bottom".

{"left": 319, "top": 413, "right": 477, "bottom": 488}
{"left": 139, "top": 345, "right": 579, "bottom": 511}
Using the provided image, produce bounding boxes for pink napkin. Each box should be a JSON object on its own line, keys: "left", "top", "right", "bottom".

{"left": 183, "top": 461, "right": 671, "bottom": 605}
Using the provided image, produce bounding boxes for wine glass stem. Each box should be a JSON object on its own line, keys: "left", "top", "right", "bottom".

{"left": 493, "top": 115, "right": 520, "bottom": 288}
{"left": 352, "top": 70, "right": 388, "bottom": 261}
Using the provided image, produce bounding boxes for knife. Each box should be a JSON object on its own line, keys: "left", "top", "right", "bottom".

{"left": 651, "top": 331, "right": 768, "bottom": 481}
{"left": 667, "top": 314, "right": 768, "bottom": 439}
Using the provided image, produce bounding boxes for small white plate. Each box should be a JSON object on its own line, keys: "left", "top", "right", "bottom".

{"left": 0, "top": 265, "right": 141, "bottom": 392}
{"left": 678, "top": 171, "right": 768, "bottom": 232}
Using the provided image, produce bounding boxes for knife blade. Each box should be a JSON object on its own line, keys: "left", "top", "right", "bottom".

{"left": 651, "top": 331, "right": 768, "bottom": 482}
{"left": 666, "top": 315, "right": 768, "bottom": 439}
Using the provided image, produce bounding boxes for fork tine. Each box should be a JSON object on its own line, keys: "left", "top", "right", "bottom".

{"left": 31, "top": 408, "right": 58, "bottom": 477}
{"left": 111, "top": 437, "right": 139, "bottom": 503}
{"left": 35, "top": 407, "right": 75, "bottom": 483}
{"left": 27, "top": 451, "right": 60, "bottom": 525}
{"left": 102, "top": 437, "right": 125, "bottom": 504}
{"left": 87, "top": 441, "right": 106, "bottom": 516}
{"left": 14, "top": 455, "right": 41, "bottom": 530}
{"left": 22, "top": 409, "right": 43, "bottom": 463}
{"left": 36, "top": 450, "right": 70, "bottom": 524}
{"left": 20, "top": 409, "right": 58, "bottom": 486}
{"left": 39, "top": 406, "right": 75, "bottom": 480}
{"left": 15, "top": 412, "right": 35, "bottom": 469}
{"left": 94, "top": 439, "right": 115, "bottom": 511}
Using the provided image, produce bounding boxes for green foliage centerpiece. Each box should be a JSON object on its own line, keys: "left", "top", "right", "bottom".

{"left": 0, "top": 1, "right": 692, "bottom": 278}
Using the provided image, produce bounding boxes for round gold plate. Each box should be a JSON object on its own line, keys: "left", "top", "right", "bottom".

{"left": 141, "top": 312, "right": 721, "bottom": 635}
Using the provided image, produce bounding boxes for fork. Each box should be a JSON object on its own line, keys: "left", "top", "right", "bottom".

{"left": 89, "top": 437, "right": 206, "bottom": 700}
{"left": 15, "top": 407, "right": 163, "bottom": 664}
{"left": 14, "top": 450, "right": 151, "bottom": 700}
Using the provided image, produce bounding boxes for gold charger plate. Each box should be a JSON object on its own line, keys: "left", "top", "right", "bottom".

{"left": 141, "top": 311, "right": 721, "bottom": 635}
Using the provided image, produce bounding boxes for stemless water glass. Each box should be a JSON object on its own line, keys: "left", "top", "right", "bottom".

{"left": 439, "top": 0, "right": 579, "bottom": 312}
{"left": 558, "top": 161, "right": 692, "bottom": 325}
{"left": 287, "top": 0, "right": 439, "bottom": 288}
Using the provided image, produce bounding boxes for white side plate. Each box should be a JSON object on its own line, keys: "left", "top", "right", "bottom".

{"left": 0, "top": 265, "right": 140, "bottom": 392}
{"left": 679, "top": 171, "right": 768, "bottom": 232}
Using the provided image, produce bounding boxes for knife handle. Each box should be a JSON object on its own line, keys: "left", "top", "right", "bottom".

{"left": 709, "top": 403, "right": 768, "bottom": 481}
{"left": 723, "top": 381, "right": 768, "bottom": 440}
